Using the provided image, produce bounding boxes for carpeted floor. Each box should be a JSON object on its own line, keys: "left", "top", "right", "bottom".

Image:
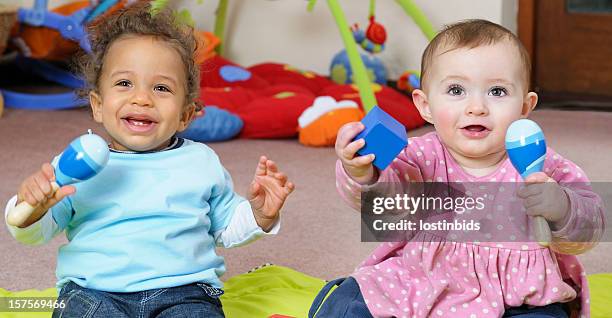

{"left": 1, "top": 107, "right": 611, "bottom": 291}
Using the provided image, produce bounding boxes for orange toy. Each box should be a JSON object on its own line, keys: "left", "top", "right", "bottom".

{"left": 299, "top": 107, "right": 364, "bottom": 147}
{"left": 195, "top": 31, "right": 221, "bottom": 64}
{"left": 298, "top": 96, "right": 365, "bottom": 147}
{"left": 10, "top": 1, "right": 123, "bottom": 60}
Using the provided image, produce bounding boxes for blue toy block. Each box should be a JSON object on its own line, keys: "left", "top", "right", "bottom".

{"left": 355, "top": 106, "right": 408, "bottom": 170}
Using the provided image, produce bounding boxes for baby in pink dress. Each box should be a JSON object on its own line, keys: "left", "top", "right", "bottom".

{"left": 310, "top": 20, "right": 604, "bottom": 318}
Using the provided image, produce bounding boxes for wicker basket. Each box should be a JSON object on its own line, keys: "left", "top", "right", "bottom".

{"left": 0, "top": 5, "right": 17, "bottom": 55}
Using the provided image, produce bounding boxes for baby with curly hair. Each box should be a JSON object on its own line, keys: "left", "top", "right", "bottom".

{"left": 5, "top": 3, "right": 294, "bottom": 317}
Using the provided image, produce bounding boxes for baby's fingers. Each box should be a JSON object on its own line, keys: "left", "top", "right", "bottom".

{"left": 266, "top": 160, "right": 279, "bottom": 174}
{"left": 254, "top": 156, "right": 268, "bottom": 176}
{"left": 517, "top": 184, "right": 542, "bottom": 199}
{"left": 41, "top": 163, "right": 55, "bottom": 182}
{"left": 44, "top": 186, "right": 75, "bottom": 209}
{"left": 26, "top": 178, "right": 48, "bottom": 204}
{"left": 20, "top": 189, "right": 38, "bottom": 207}
{"left": 336, "top": 122, "right": 364, "bottom": 151}
{"left": 348, "top": 153, "right": 375, "bottom": 167}
{"left": 273, "top": 172, "right": 288, "bottom": 185}
{"left": 342, "top": 139, "right": 366, "bottom": 161}
{"left": 522, "top": 195, "right": 542, "bottom": 210}
{"left": 524, "top": 172, "right": 549, "bottom": 184}
{"left": 274, "top": 181, "right": 295, "bottom": 203}
{"left": 285, "top": 182, "right": 295, "bottom": 195}
{"left": 33, "top": 172, "right": 53, "bottom": 198}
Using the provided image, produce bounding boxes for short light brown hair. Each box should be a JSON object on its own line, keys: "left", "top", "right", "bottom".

{"left": 420, "top": 19, "right": 531, "bottom": 91}
{"left": 76, "top": 1, "right": 200, "bottom": 108}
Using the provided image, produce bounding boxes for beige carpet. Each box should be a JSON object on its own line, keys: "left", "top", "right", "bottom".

{"left": 1, "top": 107, "right": 611, "bottom": 291}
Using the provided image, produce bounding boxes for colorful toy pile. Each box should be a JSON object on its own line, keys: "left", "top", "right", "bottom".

{"left": 0, "top": 0, "right": 428, "bottom": 147}
{"left": 191, "top": 58, "right": 425, "bottom": 145}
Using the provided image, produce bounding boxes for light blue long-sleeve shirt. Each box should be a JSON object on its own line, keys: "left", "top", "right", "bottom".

{"left": 5, "top": 139, "right": 275, "bottom": 292}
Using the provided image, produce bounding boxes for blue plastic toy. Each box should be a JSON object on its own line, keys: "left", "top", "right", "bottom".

{"left": 330, "top": 49, "right": 387, "bottom": 85}
{"left": 0, "top": 0, "right": 119, "bottom": 110}
{"left": 7, "top": 130, "right": 109, "bottom": 227}
{"left": 177, "top": 106, "right": 244, "bottom": 142}
{"left": 355, "top": 105, "right": 407, "bottom": 170}
{"left": 505, "top": 119, "right": 551, "bottom": 246}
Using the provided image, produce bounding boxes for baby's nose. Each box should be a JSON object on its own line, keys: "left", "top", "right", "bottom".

{"left": 465, "top": 98, "right": 488, "bottom": 115}
{"left": 131, "top": 90, "right": 153, "bottom": 107}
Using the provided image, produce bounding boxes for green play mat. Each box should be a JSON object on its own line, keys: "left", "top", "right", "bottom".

{"left": 1, "top": 267, "right": 610, "bottom": 318}
{"left": 0, "top": 265, "right": 325, "bottom": 318}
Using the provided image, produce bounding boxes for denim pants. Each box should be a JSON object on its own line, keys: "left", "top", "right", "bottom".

{"left": 309, "top": 277, "right": 569, "bottom": 318}
{"left": 52, "top": 281, "right": 224, "bottom": 318}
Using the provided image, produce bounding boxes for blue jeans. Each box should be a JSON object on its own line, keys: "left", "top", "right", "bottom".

{"left": 52, "top": 281, "right": 224, "bottom": 318}
{"left": 503, "top": 303, "right": 568, "bottom": 318}
{"left": 308, "top": 277, "right": 373, "bottom": 318}
{"left": 309, "top": 277, "right": 568, "bottom": 318}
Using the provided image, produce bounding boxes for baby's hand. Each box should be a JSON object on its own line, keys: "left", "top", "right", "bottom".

{"left": 248, "top": 156, "right": 295, "bottom": 232}
{"left": 517, "top": 172, "right": 570, "bottom": 229}
{"left": 335, "top": 122, "right": 377, "bottom": 184}
{"left": 16, "top": 163, "right": 75, "bottom": 227}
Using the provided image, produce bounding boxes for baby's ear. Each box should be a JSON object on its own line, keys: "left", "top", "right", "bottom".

{"left": 177, "top": 103, "right": 197, "bottom": 132}
{"left": 89, "top": 91, "right": 103, "bottom": 123}
{"left": 412, "top": 89, "right": 434, "bottom": 124}
{"left": 520, "top": 92, "right": 538, "bottom": 118}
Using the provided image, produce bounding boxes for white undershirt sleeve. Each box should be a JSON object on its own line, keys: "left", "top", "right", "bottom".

{"left": 4, "top": 195, "right": 60, "bottom": 245}
{"left": 213, "top": 200, "right": 280, "bottom": 248}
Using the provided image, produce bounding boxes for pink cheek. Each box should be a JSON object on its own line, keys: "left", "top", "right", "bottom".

{"left": 433, "top": 108, "right": 456, "bottom": 126}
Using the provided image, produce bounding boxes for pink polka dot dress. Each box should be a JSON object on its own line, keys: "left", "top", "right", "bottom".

{"left": 336, "top": 132, "right": 604, "bottom": 318}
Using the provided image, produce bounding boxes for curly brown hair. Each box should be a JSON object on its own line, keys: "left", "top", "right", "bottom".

{"left": 76, "top": 1, "right": 200, "bottom": 109}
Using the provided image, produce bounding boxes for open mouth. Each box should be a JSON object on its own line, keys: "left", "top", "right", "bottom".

{"left": 462, "top": 125, "right": 488, "bottom": 132}
{"left": 460, "top": 124, "right": 491, "bottom": 138}
{"left": 122, "top": 115, "right": 158, "bottom": 132}
{"left": 125, "top": 118, "right": 154, "bottom": 126}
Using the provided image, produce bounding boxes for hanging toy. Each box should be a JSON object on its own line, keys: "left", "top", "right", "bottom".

{"left": 352, "top": 15, "right": 387, "bottom": 54}
{"left": 398, "top": 70, "right": 421, "bottom": 93}
{"left": 330, "top": 0, "right": 388, "bottom": 85}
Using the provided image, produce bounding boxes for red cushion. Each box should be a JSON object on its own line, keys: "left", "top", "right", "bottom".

{"left": 200, "top": 56, "right": 269, "bottom": 90}
{"left": 259, "top": 84, "right": 314, "bottom": 98}
{"left": 199, "top": 87, "right": 260, "bottom": 113}
{"left": 237, "top": 93, "right": 315, "bottom": 139}
{"left": 248, "top": 63, "right": 334, "bottom": 95}
{"left": 319, "top": 84, "right": 425, "bottom": 130}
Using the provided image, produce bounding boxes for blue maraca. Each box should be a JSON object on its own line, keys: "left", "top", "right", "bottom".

{"left": 7, "top": 130, "right": 109, "bottom": 227}
{"left": 505, "top": 119, "right": 551, "bottom": 246}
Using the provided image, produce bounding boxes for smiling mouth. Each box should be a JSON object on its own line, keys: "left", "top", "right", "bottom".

{"left": 125, "top": 118, "right": 154, "bottom": 126}
{"left": 122, "top": 116, "right": 158, "bottom": 132}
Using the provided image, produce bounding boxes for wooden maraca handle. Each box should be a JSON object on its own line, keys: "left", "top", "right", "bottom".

{"left": 7, "top": 182, "right": 59, "bottom": 227}
{"left": 533, "top": 215, "right": 552, "bottom": 247}
{"left": 0, "top": 91, "right": 4, "bottom": 118}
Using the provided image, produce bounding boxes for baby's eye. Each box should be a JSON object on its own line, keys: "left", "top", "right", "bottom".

{"left": 489, "top": 87, "right": 507, "bottom": 97}
{"left": 115, "top": 80, "right": 131, "bottom": 87}
{"left": 154, "top": 85, "right": 172, "bottom": 93}
{"left": 447, "top": 85, "right": 464, "bottom": 96}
